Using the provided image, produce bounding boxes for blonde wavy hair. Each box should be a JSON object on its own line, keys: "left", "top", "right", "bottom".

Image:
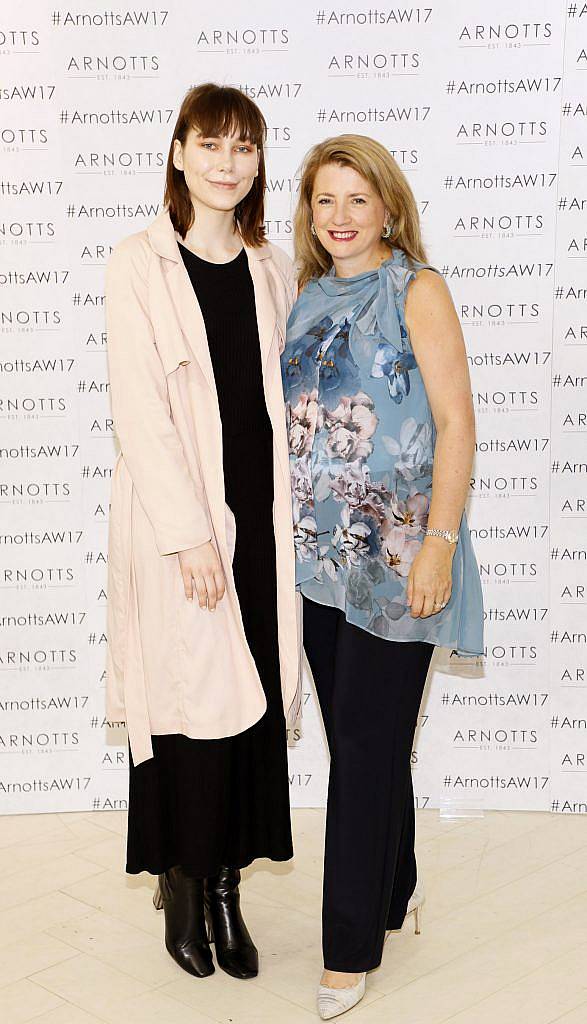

{"left": 294, "top": 134, "right": 428, "bottom": 290}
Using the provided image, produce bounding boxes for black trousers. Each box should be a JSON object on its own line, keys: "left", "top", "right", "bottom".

{"left": 302, "top": 595, "right": 435, "bottom": 972}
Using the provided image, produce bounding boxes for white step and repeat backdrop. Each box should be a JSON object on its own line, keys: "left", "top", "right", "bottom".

{"left": 1, "top": 2, "right": 586, "bottom": 817}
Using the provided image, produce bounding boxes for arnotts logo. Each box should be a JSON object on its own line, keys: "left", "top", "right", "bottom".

{"left": 474, "top": 389, "right": 540, "bottom": 407}
{"left": 456, "top": 120, "right": 548, "bottom": 140}
{"left": 66, "top": 55, "right": 159, "bottom": 72}
{"left": 453, "top": 728, "right": 539, "bottom": 744}
{"left": 74, "top": 152, "right": 164, "bottom": 170}
{"left": 476, "top": 559, "right": 538, "bottom": 579}
{"left": 0, "top": 308, "right": 60, "bottom": 325}
{"left": 458, "top": 22, "right": 552, "bottom": 41}
{"left": 2, "top": 562, "right": 74, "bottom": 581}
{"left": 469, "top": 475, "right": 539, "bottom": 494}
{"left": 1, "top": 129, "right": 48, "bottom": 145}
{"left": 195, "top": 28, "right": 288, "bottom": 46}
{"left": 454, "top": 214, "right": 543, "bottom": 232}
{"left": 328, "top": 51, "right": 420, "bottom": 70}
{"left": 0, "top": 30, "right": 39, "bottom": 47}
{"left": 0, "top": 731, "right": 80, "bottom": 748}
{"left": 0, "top": 221, "right": 55, "bottom": 238}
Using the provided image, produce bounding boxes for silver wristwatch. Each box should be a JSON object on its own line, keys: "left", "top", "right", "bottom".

{"left": 424, "top": 527, "right": 459, "bottom": 545}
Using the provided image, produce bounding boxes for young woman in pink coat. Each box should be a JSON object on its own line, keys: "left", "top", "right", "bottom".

{"left": 104, "top": 83, "right": 301, "bottom": 980}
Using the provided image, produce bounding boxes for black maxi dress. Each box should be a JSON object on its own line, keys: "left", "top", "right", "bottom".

{"left": 125, "top": 242, "right": 293, "bottom": 877}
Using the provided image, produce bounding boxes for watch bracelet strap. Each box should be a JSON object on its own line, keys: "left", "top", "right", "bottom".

{"left": 425, "top": 527, "right": 459, "bottom": 544}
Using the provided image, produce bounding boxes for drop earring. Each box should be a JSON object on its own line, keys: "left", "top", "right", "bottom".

{"left": 311, "top": 222, "right": 317, "bottom": 236}
{"left": 381, "top": 220, "right": 392, "bottom": 239}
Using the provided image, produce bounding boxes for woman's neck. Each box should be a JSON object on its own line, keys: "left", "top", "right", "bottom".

{"left": 181, "top": 198, "right": 243, "bottom": 263}
{"left": 331, "top": 244, "right": 391, "bottom": 278}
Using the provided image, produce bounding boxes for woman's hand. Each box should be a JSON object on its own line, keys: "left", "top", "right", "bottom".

{"left": 178, "top": 542, "right": 226, "bottom": 610}
{"left": 406, "top": 537, "right": 455, "bottom": 618}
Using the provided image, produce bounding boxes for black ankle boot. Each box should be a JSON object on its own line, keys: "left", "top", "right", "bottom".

{"left": 204, "top": 865, "right": 258, "bottom": 979}
{"left": 154, "top": 865, "right": 214, "bottom": 978}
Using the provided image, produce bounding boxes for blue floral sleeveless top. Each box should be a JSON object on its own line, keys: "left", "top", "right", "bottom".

{"left": 280, "top": 249, "right": 484, "bottom": 657}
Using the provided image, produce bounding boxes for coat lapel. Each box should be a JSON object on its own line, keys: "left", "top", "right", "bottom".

{"left": 164, "top": 259, "right": 216, "bottom": 392}
{"left": 147, "top": 209, "right": 278, "bottom": 394}
{"left": 245, "top": 248, "right": 277, "bottom": 374}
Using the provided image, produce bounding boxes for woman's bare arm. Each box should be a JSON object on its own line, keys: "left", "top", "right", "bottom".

{"left": 403, "top": 268, "right": 476, "bottom": 616}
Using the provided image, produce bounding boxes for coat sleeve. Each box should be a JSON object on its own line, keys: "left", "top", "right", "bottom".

{"left": 105, "top": 236, "right": 212, "bottom": 556}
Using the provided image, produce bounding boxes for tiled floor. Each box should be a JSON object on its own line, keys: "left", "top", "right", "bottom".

{"left": 0, "top": 808, "right": 586, "bottom": 1023}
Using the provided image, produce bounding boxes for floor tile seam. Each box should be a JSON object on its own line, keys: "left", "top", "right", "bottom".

{"left": 160, "top": 980, "right": 317, "bottom": 1022}
{"left": 415, "top": 815, "right": 585, "bottom": 865}
{"left": 3, "top": 979, "right": 70, "bottom": 1024}
{"left": 547, "top": 996, "right": 587, "bottom": 1024}
{"left": 416, "top": 839, "right": 587, "bottom": 908}
{"left": 436, "top": 940, "right": 587, "bottom": 1024}
{"left": 22, "top": 970, "right": 174, "bottom": 1024}
{"left": 416, "top": 821, "right": 550, "bottom": 857}
{"left": 26, "top": 959, "right": 176, "bottom": 1012}
{"left": 53, "top": 888, "right": 175, "bottom": 941}
{"left": 378, "top": 913, "right": 587, "bottom": 1007}
{"left": 363, "top": 888, "right": 587, "bottom": 1003}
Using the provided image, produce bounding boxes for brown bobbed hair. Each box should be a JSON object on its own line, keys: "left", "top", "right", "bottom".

{"left": 294, "top": 134, "right": 428, "bottom": 290}
{"left": 164, "top": 82, "right": 268, "bottom": 246}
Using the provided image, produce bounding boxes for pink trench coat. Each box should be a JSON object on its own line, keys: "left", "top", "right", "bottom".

{"left": 104, "top": 209, "right": 302, "bottom": 767}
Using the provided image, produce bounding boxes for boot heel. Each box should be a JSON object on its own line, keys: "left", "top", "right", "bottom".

{"left": 153, "top": 871, "right": 171, "bottom": 910}
{"left": 204, "top": 903, "right": 215, "bottom": 944}
{"left": 153, "top": 881, "right": 163, "bottom": 911}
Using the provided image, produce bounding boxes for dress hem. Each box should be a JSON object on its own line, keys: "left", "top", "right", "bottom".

{"left": 300, "top": 592, "right": 483, "bottom": 657}
{"left": 125, "top": 848, "right": 294, "bottom": 878}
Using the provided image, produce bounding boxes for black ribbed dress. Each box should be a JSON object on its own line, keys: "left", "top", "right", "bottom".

{"left": 125, "top": 242, "right": 293, "bottom": 876}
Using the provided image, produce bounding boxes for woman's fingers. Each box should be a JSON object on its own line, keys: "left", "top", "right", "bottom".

{"left": 187, "top": 569, "right": 226, "bottom": 610}
{"left": 410, "top": 585, "right": 452, "bottom": 617}
{"left": 409, "top": 587, "right": 424, "bottom": 617}
{"left": 194, "top": 575, "right": 208, "bottom": 609}
{"left": 205, "top": 572, "right": 218, "bottom": 611}
{"left": 177, "top": 545, "right": 226, "bottom": 612}
{"left": 420, "top": 591, "right": 438, "bottom": 618}
{"left": 214, "top": 570, "right": 226, "bottom": 602}
{"left": 182, "top": 570, "right": 194, "bottom": 602}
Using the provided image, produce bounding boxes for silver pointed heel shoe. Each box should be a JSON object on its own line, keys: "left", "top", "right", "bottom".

{"left": 385, "top": 882, "right": 425, "bottom": 944}
{"left": 406, "top": 883, "right": 424, "bottom": 934}
{"left": 317, "top": 972, "right": 366, "bottom": 1020}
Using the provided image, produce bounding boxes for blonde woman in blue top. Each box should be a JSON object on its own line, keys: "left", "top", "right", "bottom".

{"left": 281, "top": 135, "right": 484, "bottom": 1019}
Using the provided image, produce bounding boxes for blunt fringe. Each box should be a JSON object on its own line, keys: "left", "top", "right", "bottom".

{"left": 294, "top": 134, "right": 428, "bottom": 289}
{"left": 164, "top": 82, "right": 268, "bottom": 246}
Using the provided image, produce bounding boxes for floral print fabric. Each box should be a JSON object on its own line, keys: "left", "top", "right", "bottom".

{"left": 281, "top": 249, "right": 484, "bottom": 656}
